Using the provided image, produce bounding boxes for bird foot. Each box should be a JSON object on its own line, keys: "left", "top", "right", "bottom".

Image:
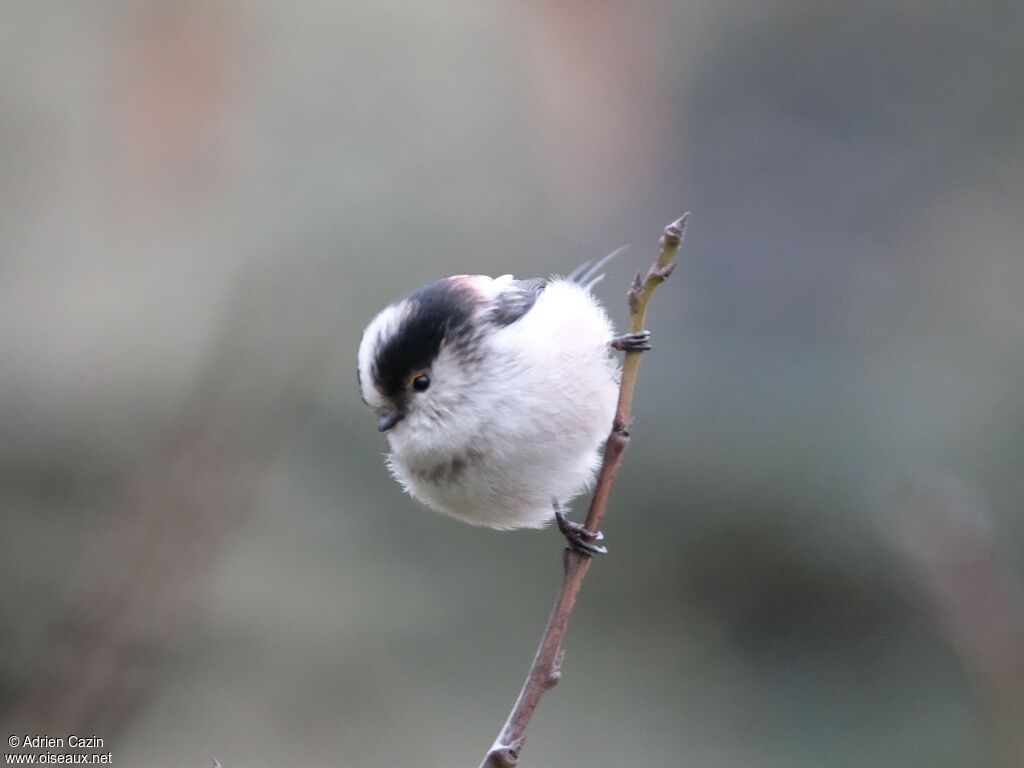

{"left": 611, "top": 330, "right": 652, "bottom": 352}
{"left": 554, "top": 503, "right": 607, "bottom": 556}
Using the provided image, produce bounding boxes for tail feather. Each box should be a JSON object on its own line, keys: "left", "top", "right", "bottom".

{"left": 565, "top": 245, "right": 628, "bottom": 290}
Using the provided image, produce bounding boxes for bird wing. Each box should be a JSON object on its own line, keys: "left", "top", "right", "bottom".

{"left": 489, "top": 277, "right": 547, "bottom": 326}
{"left": 487, "top": 246, "right": 626, "bottom": 327}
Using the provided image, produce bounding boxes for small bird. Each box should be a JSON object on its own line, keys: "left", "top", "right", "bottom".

{"left": 356, "top": 253, "right": 650, "bottom": 553}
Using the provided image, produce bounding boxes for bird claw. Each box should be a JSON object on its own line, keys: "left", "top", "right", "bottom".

{"left": 554, "top": 503, "right": 607, "bottom": 556}
{"left": 611, "top": 330, "right": 652, "bottom": 353}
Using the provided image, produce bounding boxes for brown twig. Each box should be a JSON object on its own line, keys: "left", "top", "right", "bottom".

{"left": 480, "top": 213, "right": 690, "bottom": 767}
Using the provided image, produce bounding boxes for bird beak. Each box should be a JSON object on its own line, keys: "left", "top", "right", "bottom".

{"left": 377, "top": 408, "right": 405, "bottom": 432}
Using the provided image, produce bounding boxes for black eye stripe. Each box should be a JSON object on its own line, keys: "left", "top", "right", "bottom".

{"left": 373, "top": 279, "right": 475, "bottom": 397}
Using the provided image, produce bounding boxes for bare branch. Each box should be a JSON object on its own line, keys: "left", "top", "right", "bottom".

{"left": 480, "top": 213, "right": 690, "bottom": 767}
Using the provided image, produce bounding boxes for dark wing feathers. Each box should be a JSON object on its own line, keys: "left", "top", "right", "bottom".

{"left": 489, "top": 246, "right": 626, "bottom": 327}
{"left": 490, "top": 277, "right": 547, "bottom": 326}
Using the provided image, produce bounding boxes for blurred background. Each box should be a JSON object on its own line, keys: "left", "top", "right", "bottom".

{"left": 2, "top": 1, "right": 1023, "bottom": 766}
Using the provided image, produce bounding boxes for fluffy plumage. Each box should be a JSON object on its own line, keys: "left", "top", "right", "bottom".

{"left": 357, "top": 266, "right": 619, "bottom": 529}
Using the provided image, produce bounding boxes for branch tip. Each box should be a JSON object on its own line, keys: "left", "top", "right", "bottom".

{"left": 662, "top": 212, "right": 690, "bottom": 244}
{"left": 658, "top": 212, "right": 689, "bottom": 270}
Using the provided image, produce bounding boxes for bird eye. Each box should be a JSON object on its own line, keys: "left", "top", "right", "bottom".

{"left": 411, "top": 372, "right": 431, "bottom": 392}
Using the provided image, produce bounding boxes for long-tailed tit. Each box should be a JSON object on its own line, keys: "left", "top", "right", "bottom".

{"left": 356, "top": 252, "right": 650, "bottom": 554}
